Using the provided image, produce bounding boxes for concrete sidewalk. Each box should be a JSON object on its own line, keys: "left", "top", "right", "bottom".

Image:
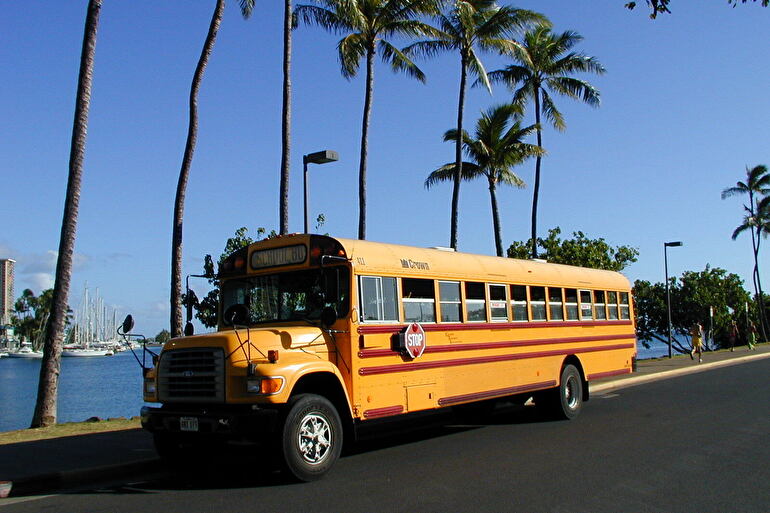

{"left": 2, "top": 343, "right": 769, "bottom": 498}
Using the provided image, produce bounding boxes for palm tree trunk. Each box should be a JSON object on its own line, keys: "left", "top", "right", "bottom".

{"left": 358, "top": 45, "right": 375, "bottom": 240}
{"left": 753, "top": 225, "right": 768, "bottom": 339}
{"left": 530, "top": 87, "right": 543, "bottom": 259}
{"left": 32, "top": 0, "right": 101, "bottom": 428}
{"left": 279, "top": 0, "right": 292, "bottom": 235}
{"left": 489, "top": 179, "right": 503, "bottom": 257}
{"left": 171, "top": 0, "right": 224, "bottom": 338}
{"left": 451, "top": 53, "right": 468, "bottom": 250}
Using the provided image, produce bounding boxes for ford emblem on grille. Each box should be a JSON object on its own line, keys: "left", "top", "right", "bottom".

{"left": 183, "top": 370, "right": 194, "bottom": 377}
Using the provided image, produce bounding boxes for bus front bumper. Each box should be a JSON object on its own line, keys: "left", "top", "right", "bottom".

{"left": 140, "top": 404, "right": 280, "bottom": 438}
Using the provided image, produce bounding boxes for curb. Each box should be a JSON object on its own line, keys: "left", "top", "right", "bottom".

{"left": 3, "top": 458, "right": 159, "bottom": 498}
{"left": 591, "top": 351, "right": 770, "bottom": 395}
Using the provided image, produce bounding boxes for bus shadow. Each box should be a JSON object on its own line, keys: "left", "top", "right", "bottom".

{"left": 85, "top": 402, "right": 556, "bottom": 494}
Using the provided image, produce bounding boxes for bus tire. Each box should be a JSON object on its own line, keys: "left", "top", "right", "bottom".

{"left": 552, "top": 364, "right": 583, "bottom": 420}
{"left": 281, "top": 394, "right": 342, "bottom": 482}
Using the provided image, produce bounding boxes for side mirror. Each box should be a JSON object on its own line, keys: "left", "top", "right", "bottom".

{"left": 223, "top": 304, "right": 249, "bottom": 326}
{"left": 184, "top": 322, "right": 195, "bottom": 336}
{"left": 320, "top": 306, "right": 337, "bottom": 328}
{"left": 185, "top": 290, "right": 198, "bottom": 323}
{"left": 121, "top": 314, "right": 135, "bottom": 334}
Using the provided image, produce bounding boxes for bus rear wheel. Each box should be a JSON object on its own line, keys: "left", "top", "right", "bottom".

{"left": 281, "top": 394, "right": 342, "bottom": 482}
{"left": 539, "top": 364, "right": 583, "bottom": 420}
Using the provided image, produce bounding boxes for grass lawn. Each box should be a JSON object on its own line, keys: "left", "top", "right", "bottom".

{"left": 0, "top": 417, "right": 141, "bottom": 445}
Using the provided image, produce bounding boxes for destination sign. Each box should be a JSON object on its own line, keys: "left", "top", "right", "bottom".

{"left": 250, "top": 245, "right": 307, "bottom": 270}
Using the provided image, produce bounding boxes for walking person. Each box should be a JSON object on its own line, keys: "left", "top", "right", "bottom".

{"left": 748, "top": 320, "right": 758, "bottom": 350}
{"left": 690, "top": 322, "right": 704, "bottom": 363}
{"left": 729, "top": 320, "right": 739, "bottom": 352}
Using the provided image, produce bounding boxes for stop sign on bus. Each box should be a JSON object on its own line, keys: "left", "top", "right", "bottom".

{"left": 404, "top": 322, "right": 426, "bottom": 359}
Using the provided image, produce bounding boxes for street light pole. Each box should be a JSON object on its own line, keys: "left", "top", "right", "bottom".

{"left": 664, "top": 241, "right": 682, "bottom": 358}
{"left": 303, "top": 150, "right": 339, "bottom": 234}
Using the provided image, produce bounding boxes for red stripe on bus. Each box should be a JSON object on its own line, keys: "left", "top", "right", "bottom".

{"left": 358, "top": 334, "right": 637, "bottom": 359}
{"left": 587, "top": 368, "right": 632, "bottom": 380}
{"left": 438, "top": 380, "right": 557, "bottom": 406}
{"left": 363, "top": 405, "right": 404, "bottom": 419}
{"left": 357, "top": 320, "right": 632, "bottom": 335}
{"left": 358, "top": 343, "right": 635, "bottom": 376}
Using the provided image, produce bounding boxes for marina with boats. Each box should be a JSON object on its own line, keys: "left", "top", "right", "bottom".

{"left": 0, "top": 286, "right": 132, "bottom": 359}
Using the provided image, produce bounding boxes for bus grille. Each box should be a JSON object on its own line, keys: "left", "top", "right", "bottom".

{"left": 157, "top": 348, "right": 225, "bottom": 403}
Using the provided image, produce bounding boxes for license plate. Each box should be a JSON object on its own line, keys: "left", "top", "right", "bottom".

{"left": 180, "top": 416, "right": 199, "bottom": 432}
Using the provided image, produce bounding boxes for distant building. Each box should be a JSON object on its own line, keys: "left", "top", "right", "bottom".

{"left": 0, "top": 258, "right": 15, "bottom": 326}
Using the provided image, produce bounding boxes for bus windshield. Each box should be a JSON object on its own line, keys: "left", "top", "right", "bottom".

{"left": 220, "top": 267, "right": 349, "bottom": 325}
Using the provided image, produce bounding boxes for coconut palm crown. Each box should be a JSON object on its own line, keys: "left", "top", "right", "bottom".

{"left": 406, "top": 0, "right": 546, "bottom": 250}
{"left": 296, "top": 0, "right": 441, "bottom": 240}
{"left": 487, "top": 24, "right": 605, "bottom": 258}
{"left": 426, "top": 103, "right": 543, "bottom": 257}
{"left": 722, "top": 164, "right": 770, "bottom": 338}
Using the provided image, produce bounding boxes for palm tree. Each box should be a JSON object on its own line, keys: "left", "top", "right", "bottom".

{"left": 425, "top": 103, "right": 542, "bottom": 256}
{"left": 722, "top": 164, "right": 770, "bottom": 338}
{"left": 31, "top": 0, "right": 102, "bottom": 429}
{"left": 171, "top": 0, "right": 225, "bottom": 339}
{"left": 487, "top": 25, "right": 605, "bottom": 258}
{"left": 406, "top": 1, "right": 545, "bottom": 250}
{"left": 241, "top": 0, "right": 293, "bottom": 235}
{"left": 296, "top": 0, "right": 441, "bottom": 240}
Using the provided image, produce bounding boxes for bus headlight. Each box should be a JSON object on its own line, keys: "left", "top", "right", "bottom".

{"left": 144, "top": 378, "right": 157, "bottom": 396}
{"left": 246, "top": 376, "right": 285, "bottom": 395}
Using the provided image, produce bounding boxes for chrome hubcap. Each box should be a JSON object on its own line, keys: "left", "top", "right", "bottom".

{"left": 297, "top": 413, "right": 332, "bottom": 464}
{"left": 565, "top": 375, "right": 579, "bottom": 410}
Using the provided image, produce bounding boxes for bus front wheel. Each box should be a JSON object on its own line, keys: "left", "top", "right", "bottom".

{"left": 281, "top": 394, "right": 342, "bottom": 482}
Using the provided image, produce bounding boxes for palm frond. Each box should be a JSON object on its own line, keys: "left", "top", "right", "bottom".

{"left": 721, "top": 184, "right": 747, "bottom": 199}
{"left": 467, "top": 51, "right": 491, "bottom": 92}
{"left": 337, "top": 33, "right": 367, "bottom": 79}
{"left": 547, "top": 76, "right": 601, "bottom": 107}
{"left": 239, "top": 0, "right": 256, "bottom": 18}
{"left": 540, "top": 89, "right": 565, "bottom": 131}
{"left": 295, "top": 4, "right": 351, "bottom": 33}
{"left": 379, "top": 40, "right": 425, "bottom": 82}
{"left": 425, "top": 162, "right": 481, "bottom": 188}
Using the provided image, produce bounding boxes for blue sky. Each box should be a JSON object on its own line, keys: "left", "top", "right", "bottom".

{"left": 1, "top": 1, "right": 768, "bottom": 337}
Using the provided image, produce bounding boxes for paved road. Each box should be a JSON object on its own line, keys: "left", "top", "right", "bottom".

{"left": 4, "top": 358, "right": 770, "bottom": 512}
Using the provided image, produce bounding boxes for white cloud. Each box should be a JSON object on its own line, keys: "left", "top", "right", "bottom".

{"left": 26, "top": 272, "right": 54, "bottom": 291}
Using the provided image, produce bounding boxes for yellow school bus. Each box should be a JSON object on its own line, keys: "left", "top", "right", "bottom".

{"left": 140, "top": 234, "right": 636, "bottom": 481}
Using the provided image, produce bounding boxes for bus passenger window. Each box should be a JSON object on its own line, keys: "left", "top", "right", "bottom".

{"left": 579, "top": 290, "right": 593, "bottom": 320}
{"left": 510, "top": 285, "right": 528, "bottom": 321}
{"left": 565, "top": 288, "right": 578, "bottom": 320}
{"left": 530, "top": 286, "right": 546, "bottom": 321}
{"left": 465, "top": 282, "right": 487, "bottom": 322}
{"left": 594, "top": 290, "right": 607, "bottom": 320}
{"left": 619, "top": 292, "right": 630, "bottom": 320}
{"left": 607, "top": 291, "right": 619, "bottom": 320}
{"left": 402, "top": 278, "right": 436, "bottom": 323}
{"left": 439, "top": 281, "right": 462, "bottom": 322}
{"left": 489, "top": 284, "right": 508, "bottom": 321}
{"left": 548, "top": 287, "right": 564, "bottom": 320}
{"left": 359, "top": 276, "right": 398, "bottom": 322}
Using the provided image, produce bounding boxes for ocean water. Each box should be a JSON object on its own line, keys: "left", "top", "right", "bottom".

{"left": 0, "top": 351, "right": 148, "bottom": 433}
{"left": 637, "top": 338, "right": 671, "bottom": 360}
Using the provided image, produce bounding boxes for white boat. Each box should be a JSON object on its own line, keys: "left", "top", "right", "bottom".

{"left": 0, "top": 352, "right": 8, "bottom": 358}
{"left": 7, "top": 344, "right": 43, "bottom": 359}
{"left": 62, "top": 348, "right": 113, "bottom": 357}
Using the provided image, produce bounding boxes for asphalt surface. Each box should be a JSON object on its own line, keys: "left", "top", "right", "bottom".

{"left": 2, "top": 343, "right": 769, "bottom": 500}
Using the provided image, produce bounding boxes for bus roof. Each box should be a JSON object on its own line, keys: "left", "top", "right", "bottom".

{"left": 238, "top": 234, "right": 631, "bottom": 291}
{"left": 333, "top": 237, "right": 631, "bottom": 291}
